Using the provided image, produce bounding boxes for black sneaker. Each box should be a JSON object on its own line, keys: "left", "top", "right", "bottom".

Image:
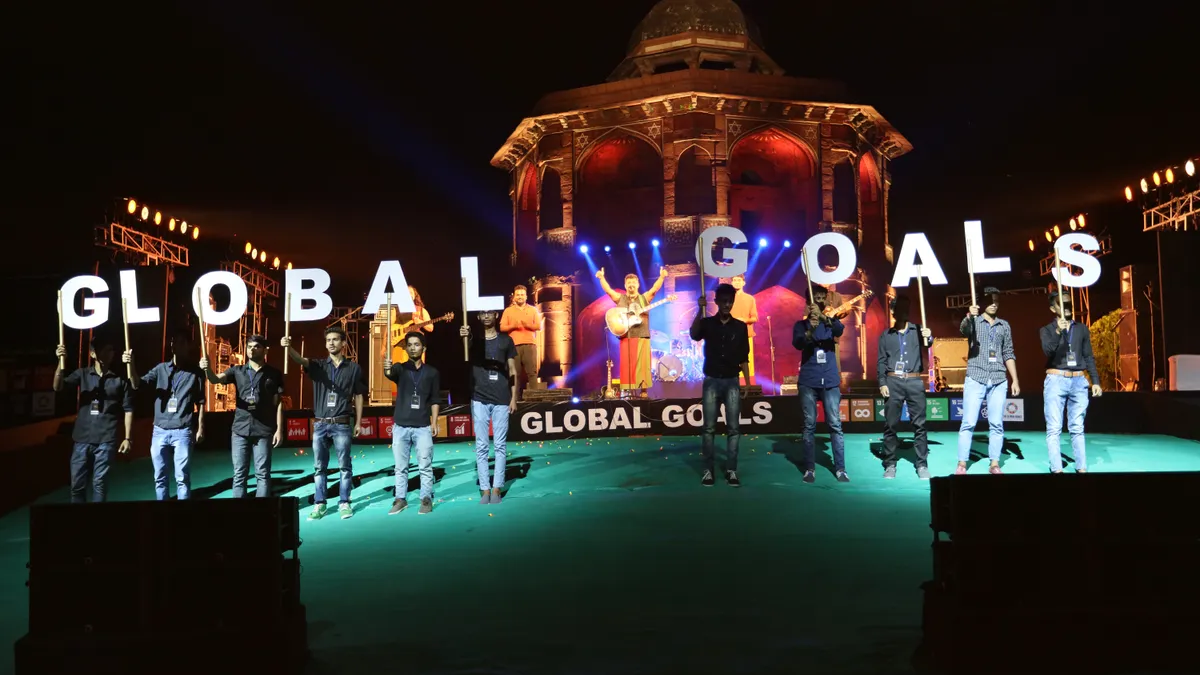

{"left": 388, "top": 498, "right": 408, "bottom": 515}
{"left": 725, "top": 470, "right": 741, "bottom": 487}
{"left": 803, "top": 470, "right": 815, "bottom": 484}
{"left": 701, "top": 470, "right": 715, "bottom": 487}
{"left": 836, "top": 471, "right": 850, "bottom": 483}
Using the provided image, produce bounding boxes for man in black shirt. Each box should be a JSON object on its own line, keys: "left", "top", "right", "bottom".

{"left": 460, "top": 310, "right": 518, "bottom": 504}
{"left": 384, "top": 332, "right": 441, "bottom": 515}
{"left": 689, "top": 283, "right": 750, "bottom": 487}
{"left": 876, "top": 295, "right": 934, "bottom": 479}
{"left": 201, "top": 335, "right": 284, "bottom": 498}
{"left": 54, "top": 338, "right": 135, "bottom": 503}
{"left": 127, "top": 330, "right": 206, "bottom": 500}
{"left": 282, "top": 327, "right": 366, "bottom": 519}
{"left": 1039, "top": 291, "right": 1102, "bottom": 473}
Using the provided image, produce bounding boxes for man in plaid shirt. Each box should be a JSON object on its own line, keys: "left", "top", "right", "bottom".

{"left": 955, "top": 287, "right": 1020, "bottom": 475}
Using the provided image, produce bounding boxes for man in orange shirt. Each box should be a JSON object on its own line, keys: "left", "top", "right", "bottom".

{"left": 729, "top": 274, "right": 758, "bottom": 386}
{"left": 499, "top": 285, "right": 540, "bottom": 399}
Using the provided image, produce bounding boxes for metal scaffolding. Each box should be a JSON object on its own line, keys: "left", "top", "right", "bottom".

{"left": 944, "top": 287, "right": 1048, "bottom": 310}
{"left": 1143, "top": 187, "right": 1199, "bottom": 232}
{"left": 219, "top": 260, "right": 280, "bottom": 357}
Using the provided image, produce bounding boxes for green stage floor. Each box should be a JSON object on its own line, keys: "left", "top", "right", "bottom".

{"left": 2, "top": 432, "right": 1198, "bottom": 674}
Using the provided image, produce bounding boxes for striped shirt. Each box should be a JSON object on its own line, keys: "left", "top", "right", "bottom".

{"left": 959, "top": 314, "right": 1015, "bottom": 385}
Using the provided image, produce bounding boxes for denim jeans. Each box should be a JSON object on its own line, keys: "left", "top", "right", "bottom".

{"left": 392, "top": 425, "right": 434, "bottom": 501}
{"left": 799, "top": 385, "right": 845, "bottom": 472}
{"left": 70, "top": 442, "right": 115, "bottom": 503}
{"left": 231, "top": 434, "right": 272, "bottom": 498}
{"left": 313, "top": 422, "right": 353, "bottom": 505}
{"left": 701, "top": 377, "right": 741, "bottom": 472}
{"left": 958, "top": 377, "right": 1007, "bottom": 462}
{"left": 472, "top": 400, "right": 509, "bottom": 491}
{"left": 1044, "top": 373, "right": 1090, "bottom": 472}
{"left": 150, "top": 426, "right": 193, "bottom": 500}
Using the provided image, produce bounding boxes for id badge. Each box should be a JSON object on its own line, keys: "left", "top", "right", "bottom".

{"left": 326, "top": 392, "right": 338, "bottom": 409}
{"left": 895, "top": 360, "right": 906, "bottom": 374}
{"left": 89, "top": 400, "right": 101, "bottom": 416}
{"left": 1066, "top": 350, "right": 1077, "bottom": 368}
{"left": 410, "top": 393, "right": 421, "bottom": 410}
{"left": 166, "top": 396, "right": 179, "bottom": 414}
{"left": 488, "top": 371, "right": 500, "bottom": 382}
{"left": 245, "top": 390, "right": 257, "bottom": 411}
{"left": 815, "top": 349, "right": 826, "bottom": 364}
{"left": 988, "top": 350, "right": 998, "bottom": 364}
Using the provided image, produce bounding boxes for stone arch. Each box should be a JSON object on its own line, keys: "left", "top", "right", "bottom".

{"left": 574, "top": 126, "right": 663, "bottom": 170}
{"left": 675, "top": 144, "right": 717, "bottom": 217}
{"left": 728, "top": 126, "right": 819, "bottom": 241}
{"left": 514, "top": 161, "right": 538, "bottom": 269}
{"left": 574, "top": 131, "right": 665, "bottom": 243}
{"left": 858, "top": 152, "right": 884, "bottom": 259}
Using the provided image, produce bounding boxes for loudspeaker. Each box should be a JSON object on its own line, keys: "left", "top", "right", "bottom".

{"left": 1117, "top": 265, "right": 1154, "bottom": 391}
{"left": 368, "top": 310, "right": 395, "bottom": 406}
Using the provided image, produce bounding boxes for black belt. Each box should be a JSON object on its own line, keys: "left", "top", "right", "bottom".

{"left": 315, "top": 416, "right": 353, "bottom": 425}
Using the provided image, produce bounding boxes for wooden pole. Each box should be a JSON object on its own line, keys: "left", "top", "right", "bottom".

{"left": 917, "top": 264, "right": 927, "bottom": 328}
{"left": 461, "top": 277, "right": 469, "bottom": 360}
{"left": 195, "top": 287, "right": 208, "bottom": 360}
{"left": 121, "top": 298, "right": 131, "bottom": 379}
{"left": 384, "top": 292, "right": 392, "bottom": 360}
{"left": 283, "top": 292, "right": 291, "bottom": 374}
{"left": 57, "top": 290, "right": 66, "bottom": 371}
{"left": 1054, "top": 246, "right": 1066, "bottom": 318}
{"left": 695, "top": 238, "right": 707, "bottom": 317}
{"left": 966, "top": 237, "right": 977, "bottom": 308}
{"left": 299, "top": 339, "right": 305, "bottom": 408}
{"left": 802, "top": 247, "right": 815, "bottom": 304}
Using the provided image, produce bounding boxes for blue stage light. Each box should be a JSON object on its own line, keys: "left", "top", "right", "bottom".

{"left": 628, "top": 242, "right": 637, "bottom": 249}
{"left": 571, "top": 397, "right": 580, "bottom": 404}
{"left": 579, "top": 244, "right": 589, "bottom": 254}
{"left": 783, "top": 240, "right": 792, "bottom": 248}
{"left": 758, "top": 238, "right": 768, "bottom": 248}
{"left": 651, "top": 239, "right": 660, "bottom": 247}
{"left": 604, "top": 245, "right": 611, "bottom": 253}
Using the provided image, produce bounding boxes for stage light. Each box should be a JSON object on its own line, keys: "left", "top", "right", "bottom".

{"left": 272, "top": 256, "right": 280, "bottom": 269}
{"left": 1028, "top": 239, "right": 1035, "bottom": 251}
{"left": 251, "top": 247, "right": 258, "bottom": 259}
{"left": 579, "top": 244, "right": 589, "bottom": 254}
{"left": 604, "top": 245, "right": 611, "bottom": 253}
{"left": 1166, "top": 168, "right": 1175, "bottom": 184}
{"left": 140, "top": 206, "right": 149, "bottom": 220}
{"left": 1140, "top": 178, "right": 1149, "bottom": 193}
{"left": 571, "top": 397, "right": 580, "bottom": 404}
{"left": 1053, "top": 224, "right": 1061, "bottom": 237}
{"left": 758, "top": 238, "right": 768, "bottom": 248}
{"left": 1044, "top": 231, "right": 1053, "bottom": 243}
{"left": 245, "top": 242, "right": 253, "bottom": 254}
{"left": 651, "top": 239, "right": 659, "bottom": 247}
{"left": 180, "top": 223, "right": 188, "bottom": 236}
{"left": 260, "top": 251, "right": 267, "bottom": 263}
{"left": 1153, "top": 171, "right": 1161, "bottom": 186}
{"left": 126, "top": 199, "right": 137, "bottom": 214}
{"left": 783, "top": 240, "right": 791, "bottom": 248}
{"left": 1077, "top": 214, "right": 1086, "bottom": 229}
{"left": 1069, "top": 218, "right": 1077, "bottom": 231}
{"left": 1124, "top": 186, "right": 1134, "bottom": 202}
{"left": 1187, "top": 159, "right": 1195, "bottom": 177}
{"left": 153, "top": 211, "right": 162, "bottom": 225}
{"left": 191, "top": 227, "right": 199, "bottom": 240}
{"left": 286, "top": 262, "right": 292, "bottom": 270}
{"left": 628, "top": 242, "right": 636, "bottom": 249}
{"left": 168, "top": 219, "right": 176, "bottom": 232}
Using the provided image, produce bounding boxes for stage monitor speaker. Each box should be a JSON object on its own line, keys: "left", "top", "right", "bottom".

{"left": 932, "top": 337, "right": 969, "bottom": 371}
{"left": 28, "top": 498, "right": 300, "bottom": 638}
{"left": 1117, "top": 265, "right": 1154, "bottom": 391}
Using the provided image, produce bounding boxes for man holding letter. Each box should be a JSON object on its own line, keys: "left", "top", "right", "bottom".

{"left": 384, "top": 332, "right": 441, "bottom": 515}
{"left": 201, "top": 335, "right": 284, "bottom": 497}
{"left": 877, "top": 296, "right": 934, "bottom": 479}
{"left": 689, "top": 283, "right": 750, "bottom": 487}
{"left": 793, "top": 299, "right": 848, "bottom": 483}
{"left": 955, "top": 287, "right": 1020, "bottom": 475}
{"left": 282, "top": 327, "right": 366, "bottom": 520}
{"left": 1040, "top": 291, "right": 1102, "bottom": 473}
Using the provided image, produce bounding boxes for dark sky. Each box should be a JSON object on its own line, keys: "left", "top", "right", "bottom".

{"left": 7, "top": 0, "right": 1198, "bottom": 358}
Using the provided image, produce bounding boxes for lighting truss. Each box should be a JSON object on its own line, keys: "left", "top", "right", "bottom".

{"left": 944, "top": 287, "right": 1048, "bottom": 310}
{"left": 222, "top": 260, "right": 280, "bottom": 298}
{"left": 94, "top": 222, "right": 189, "bottom": 266}
{"left": 1143, "top": 187, "right": 1199, "bottom": 232}
{"left": 1039, "top": 234, "right": 1112, "bottom": 276}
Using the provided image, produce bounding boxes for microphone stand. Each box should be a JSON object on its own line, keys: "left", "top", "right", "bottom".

{"left": 767, "top": 315, "right": 776, "bottom": 395}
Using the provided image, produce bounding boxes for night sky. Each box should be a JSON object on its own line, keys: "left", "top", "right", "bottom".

{"left": 7, "top": 0, "right": 1198, "bottom": 370}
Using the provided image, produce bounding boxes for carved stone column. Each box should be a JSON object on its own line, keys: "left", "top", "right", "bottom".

{"left": 819, "top": 125, "right": 835, "bottom": 224}
{"left": 662, "top": 144, "right": 679, "bottom": 218}
{"left": 559, "top": 164, "right": 574, "bottom": 231}
{"left": 714, "top": 164, "right": 731, "bottom": 216}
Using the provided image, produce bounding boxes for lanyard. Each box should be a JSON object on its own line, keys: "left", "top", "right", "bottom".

{"left": 898, "top": 327, "right": 906, "bottom": 363}
{"left": 408, "top": 366, "right": 424, "bottom": 392}
{"left": 1065, "top": 322, "right": 1073, "bottom": 348}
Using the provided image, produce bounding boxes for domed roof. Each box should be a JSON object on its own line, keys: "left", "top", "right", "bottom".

{"left": 628, "top": 0, "right": 763, "bottom": 53}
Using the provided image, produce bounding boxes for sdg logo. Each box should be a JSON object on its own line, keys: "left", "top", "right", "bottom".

{"left": 850, "top": 399, "right": 874, "bottom": 422}
{"left": 949, "top": 398, "right": 965, "bottom": 421}
{"left": 927, "top": 398, "right": 949, "bottom": 421}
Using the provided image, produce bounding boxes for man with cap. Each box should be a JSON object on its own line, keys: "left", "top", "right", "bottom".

{"left": 955, "top": 287, "right": 1020, "bottom": 475}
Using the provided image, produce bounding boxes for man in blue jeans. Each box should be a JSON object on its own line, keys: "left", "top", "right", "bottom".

{"left": 202, "top": 335, "right": 284, "bottom": 497}
{"left": 1040, "top": 291, "right": 1102, "bottom": 473}
{"left": 282, "top": 327, "right": 366, "bottom": 520}
{"left": 955, "top": 287, "right": 1020, "bottom": 475}
{"left": 54, "top": 339, "right": 135, "bottom": 502}
{"left": 689, "top": 283, "right": 750, "bottom": 487}
{"left": 126, "top": 331, "right": 206, "bottom": 500}
{"left": 460, "top": 310, "right": 518, "bottom": 504}
{"left": 793, "top": 300, "right": 848, "bottom": 483}
{"left": 384, "top": 332, "right": 441, "bottom": 515}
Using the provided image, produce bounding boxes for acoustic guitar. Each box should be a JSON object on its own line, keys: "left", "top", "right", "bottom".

{"left": 391, "top": 312, "right": 455, "bottom": 346}
{"left": 605, "top": 295, "right": 677, "bottom": 337}
{"left": 824, "top": 290, "right": 874, "bottom": 319}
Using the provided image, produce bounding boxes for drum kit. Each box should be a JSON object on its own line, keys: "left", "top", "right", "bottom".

{"left": 650, "top": 330, "right": 704, "bottom": 382}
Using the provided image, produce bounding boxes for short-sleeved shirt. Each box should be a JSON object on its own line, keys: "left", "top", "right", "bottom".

{"left": 63, "top": 367, "right": 135, "bottom": 444}
{"left": 385, "top": 362, "right": 440, "bottom": 428}
{"left": 618, "top": 293, "right": 652, "bottom": 340}
{"left": 140, "top": 361, "right": 205, "bottom": 430}
{"left": 305, "top": 357, "right": 366, "bottom": 419}
{"left": 469, "top": 333, "right": 518, "bottom": 406}
{"left": 225, "top": 363, "right": 284, "bottom": 437}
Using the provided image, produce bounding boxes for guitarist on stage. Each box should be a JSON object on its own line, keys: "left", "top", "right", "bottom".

{"left": 596, "top": 267, "right": 667, "bottom": 398}
{"left": 393, "top": 286, "right": 433, "bottom": 364}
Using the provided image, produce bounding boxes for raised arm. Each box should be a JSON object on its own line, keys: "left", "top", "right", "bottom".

{"left": 201, "top": 358, "right": 230, "bottom": 384}
{"left": 1039, "top": 324, "right": 1062, "bottom": 358}
{"left": 596, "top": 269, "right": 623, "bottom": 303}
{"left": 959, "top": 313, "right": 975, "bottom": 339}
{"left": 689, "top": 299, "right": 706, "bottom": 341}
{"left": 281, "top": 336, "right": 310, "bottom": 369}
{"left": 644, "top": 268, "right": 667, "bottom": 301}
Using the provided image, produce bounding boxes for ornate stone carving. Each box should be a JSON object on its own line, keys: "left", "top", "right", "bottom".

{"left": 541, "top": 227, "right": 576, "bottom": 251}
{"left": 662, "top": 216, "right": 697, "bottom": 246}
{"left": 699, "top": 214, "right": 732, "bottom": 231}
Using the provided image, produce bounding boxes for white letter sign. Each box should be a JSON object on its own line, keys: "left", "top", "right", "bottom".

{"left": 461, "top": 257, "right": 504, "bottom": 312}
{"left": 61, "top": 276, "right": 110, "bottom": 330}
{"left": 695, "top": 226, "right": 747, "bottom": 278}
{"left": 191, "top": 271, "right": 248, "bottom": 326}
{"left": 891, "top": 233, "right": 948, "bottom": 287}
{"left": 964, "top": 220, "right": 1011, "bottom": 275}
{"left": 284, "top": 268, "right": 334, "bottom": 321}
{"left": 119, "top": 269, "right": 161, "bottom": 324}
{"left": 362, "top": 261, "right": 415, "bottom": 315}
{"left": 799, "top": 232, "right": 857, "bottom": 285}
{"left": 1053, "top": 233, "right": 1102, "bottom": 288}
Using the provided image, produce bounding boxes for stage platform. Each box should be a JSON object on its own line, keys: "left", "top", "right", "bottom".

{"left": 3, "top": 430, "right": 1199, "bottom": 675}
